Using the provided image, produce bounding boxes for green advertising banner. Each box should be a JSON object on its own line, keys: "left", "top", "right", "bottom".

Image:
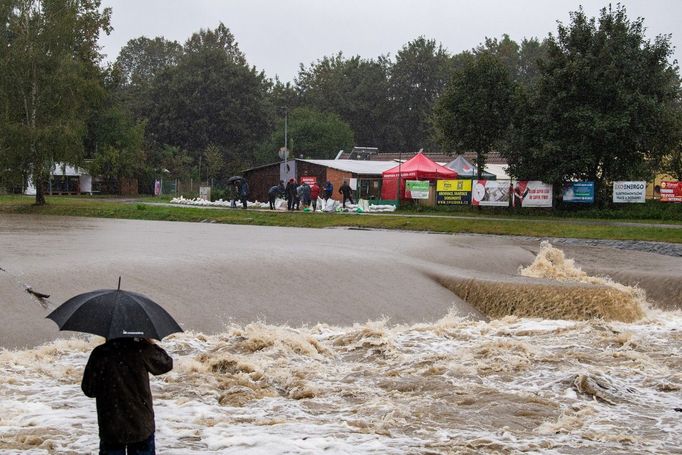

{"left": 406, "top": 180, "right": 430, "bottom": 199}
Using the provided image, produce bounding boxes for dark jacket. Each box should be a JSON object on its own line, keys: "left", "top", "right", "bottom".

{"left": 268, "top": 184, "right": 285, "bottom": 197}
{"left": 300, "top": 183, "right": 311, "bottom": 203}
{"left": 324, "top": 181, "right": 333, "bottom": 195}
{"left": 339, "top": 183, "right": 352, "bottom": 196}
{"left": 239, "top": 181, "right": 249, "bottom": 197}
{"left": 82, "top": 338, "right": 173, "bottom": 445}
{"left": 285, "top": 181, "right": 298, "bottom": 199}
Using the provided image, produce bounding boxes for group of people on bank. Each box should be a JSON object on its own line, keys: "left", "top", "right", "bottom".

{"left": 268, "top": 179, "right": 355, "bottom": 211}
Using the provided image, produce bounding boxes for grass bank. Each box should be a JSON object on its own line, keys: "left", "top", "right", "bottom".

{"left": 1, "top": 195, "right": 681, "bottom": 243}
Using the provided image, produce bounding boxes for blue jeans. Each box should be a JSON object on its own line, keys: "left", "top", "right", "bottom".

{"left": 99, "top": 433, "right": 155, "bottom": 455}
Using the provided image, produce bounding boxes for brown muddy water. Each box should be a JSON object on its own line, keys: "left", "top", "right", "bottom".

{"left": 1, "top": 214, "right": 681, "bottom": 454}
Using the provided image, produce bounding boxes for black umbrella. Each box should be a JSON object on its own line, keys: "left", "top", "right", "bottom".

{"left": 47, "top": 281, "right": 183, "bottom": 340}
{"left": 226, "top": 175, "right": 243, "bottom": 185}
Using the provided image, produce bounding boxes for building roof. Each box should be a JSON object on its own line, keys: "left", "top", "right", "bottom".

{"left": 299, "top": 159, "right": 398, "bottom": 175}
{"left": 338, "top": 150, "right": 507, "bottom": 165}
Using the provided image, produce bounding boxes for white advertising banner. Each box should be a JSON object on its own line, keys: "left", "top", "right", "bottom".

{"left": 512, "top": 181, "right": 553, "bottom": 207}
{"left": 613, "top": 181, "right": 646, "bottom": 203}
{"left": 472, "top": 180, "right": 511, "bottom": 206}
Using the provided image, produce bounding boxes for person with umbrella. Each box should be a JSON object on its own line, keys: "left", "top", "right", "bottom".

{"left": 226, "top": 176, "right": 242, "bottom": 208}
{"left": 47, "top": 281, "right": 181, "bottom": 455}
{"left": 82, "top": 336, "right": 172, "bottom": 454}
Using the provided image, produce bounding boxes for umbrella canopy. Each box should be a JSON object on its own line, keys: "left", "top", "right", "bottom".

{"left": 226, "top": 175, "right": 244, "bottom": 185}
{"left": 47, "top": 289, "right": 183, "bottom": 340}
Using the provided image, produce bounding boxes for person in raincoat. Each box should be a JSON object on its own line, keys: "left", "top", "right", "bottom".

{"left": 82, "top": 337, "right": 173, "bottom": 455}
{"left": 238, "top": 180, "right": 249, "bottom": 209}
{"left": 299, "top": 180, "right": 311, "bottom": 209}
{"left": 338, "top": 180, "right": 354, "bottom": 208}
{"left": 310, "top": 181, "right": 321, "bottom": 212}
{"left": 285, "top": 178, "right": 298, "bottom": 211}
{"left": 268, "top": 180, "right": 285, "bottom": 210}
{"left": 323, "top": 180, "right": 333, "bottom": 201}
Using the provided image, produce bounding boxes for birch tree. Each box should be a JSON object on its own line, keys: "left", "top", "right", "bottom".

{"left": 0, "top": 0, "right": 110, "bottom": 204}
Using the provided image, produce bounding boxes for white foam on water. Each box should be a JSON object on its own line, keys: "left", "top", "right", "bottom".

{"left": 1, "top": 308, "right": 681, "bottom": 454}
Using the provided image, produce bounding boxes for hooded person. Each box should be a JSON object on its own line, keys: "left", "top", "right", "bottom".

{"left": 82, "top": 337, "right": 173, "bottom": 455}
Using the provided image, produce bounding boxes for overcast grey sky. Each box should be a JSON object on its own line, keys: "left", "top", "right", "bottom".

{"left": 98, "top": 0, "right": 681, "bottom": 82}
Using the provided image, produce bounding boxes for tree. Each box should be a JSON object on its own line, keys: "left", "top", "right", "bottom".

{"left": 113, "top": 36, "right": 182, "bottom": 118}
{"left": 144, "top": 24, "right": 272, "bottom": 169}
{"left": 203, "top": 144, "right": 223, "bottom": 182}
{"left": 506, "top": 5, "right": 681, "bottom": 203}
{"left": 662, "top": 149, "right": 682, "bottom": 181}
{"left": 86, "top": 105, "right": 145, "bottom": 193}
{"left": 390, "top": 37, "right": 455, "bottom": 152}
{"left": 433, "top": 53, "right": 514, "bottom": 178}
{"left": 0, "top": 0, "right": 111, "bottom": 204}
{"left": 296, "top": 53, "right": 393, "bottom": 149}
{"left": 475, "top": 34, "right": 548, "bottom": 89}
{"left": 263, "top": 107, "right": 354, "bottom": 160}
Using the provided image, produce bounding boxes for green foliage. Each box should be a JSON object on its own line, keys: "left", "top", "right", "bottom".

{"left": 505, "top": 5, "right": 681, "bottom": 203}
{"left": 203, "top": 144, "right": 224, "bottom": 181}
{"left": 296, "top": 53, "right": 394, "bottom": 148}
{"left": 390, "top": 37, "right": 456, "bottom": 152}
{"left": 0, "top": 0, "right": 112, "bottom": 204}
{"left": 476, "top": 35, "right": 548, "bottom": 89}
{"left": 144, "top": 23, "right": 272, "bottom": 168}
{"left": 434, "top": 53, "right": 514, "bottom": 176}
{"left": 662, "top": 148, "right": 682, "bottom": 181}
{"left": 262, "top": 107, "right": 354, "bottom": 160}
{"left": 112, "top": 36, "right": 183, "bottom": 118}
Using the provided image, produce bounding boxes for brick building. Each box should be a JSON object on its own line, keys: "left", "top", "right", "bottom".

{"left": 242, "top": 159, "right": 398, "bottom": 203}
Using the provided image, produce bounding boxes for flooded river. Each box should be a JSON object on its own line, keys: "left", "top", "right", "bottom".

{"left": 1, "top": 215, "right": 681, "bottom": 453}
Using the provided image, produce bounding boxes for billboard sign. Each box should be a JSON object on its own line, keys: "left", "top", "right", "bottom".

{"left": 660, "top": 181, "right": 682, "bottom": 203}
{"left": 436, "top": 179, "right": 472, "bottom": 205}
{"left": 472, "top": 180, "right": 510, "bottom": 206}
{"left": 300, "top": 176, "right": 317, "bottom": 186}
{"left": 613, "top": 181, "right": 646, "bottom": 203}
{"left": 199, "top": 186, "right": 211, "bottom": 201}
{"left": 405, "top": 180, "right": 430, "bottom": 199}
{"left": 563, "top": 182, "right": 594, "bottom": 203}
{"left": 512, "top": 181, "right": 553, "bottom": 207}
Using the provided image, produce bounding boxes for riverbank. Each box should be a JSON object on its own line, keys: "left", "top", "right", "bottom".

{"left": 1, "top": 195, "right": 681, "bottom": 243}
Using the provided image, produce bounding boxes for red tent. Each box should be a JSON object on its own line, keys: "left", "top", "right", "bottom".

{"left": 381, "top": 152, "right": 457, "bottom": 200}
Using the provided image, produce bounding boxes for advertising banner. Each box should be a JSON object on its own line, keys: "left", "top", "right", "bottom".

{"left": 300, "top": 176, "right": 317, "bottom": 186}
{"left": 406, "top": 180, "right": 430, "bottom": 199}
{"left": 660, "top": 181, "right": 682, "bottom": 203}
{"left": 199, "top": 186, "right": 211, "bottom": 201}
{"left": 563, "top": 182, "right": 594, "bottom": 203}
{"left": 613, "top": 181, "right": 646, "bottom": 203}
{"left": 512, "top": 181, "right": 553, "bottom": 207}
{"left": 436, "top": 179, "right": 472, "bottom": 205}
{"left": 472, "top": 180, "right": 511, "bottom": 206}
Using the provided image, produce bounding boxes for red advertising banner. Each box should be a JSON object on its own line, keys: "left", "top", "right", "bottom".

{"left": 300, "top": 176, "right": 317, "bottom": 186}
{"left": 660, "top": 181, "right": 682, "bottom": 203}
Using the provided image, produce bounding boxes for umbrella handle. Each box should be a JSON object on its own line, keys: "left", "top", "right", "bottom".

{"left": 117, "top": 276, "right": 121, "bottom": 291}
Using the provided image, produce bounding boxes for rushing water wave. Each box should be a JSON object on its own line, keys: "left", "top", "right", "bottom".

{"left": 1, "top": 245, "right": 680, "bottom": 454}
